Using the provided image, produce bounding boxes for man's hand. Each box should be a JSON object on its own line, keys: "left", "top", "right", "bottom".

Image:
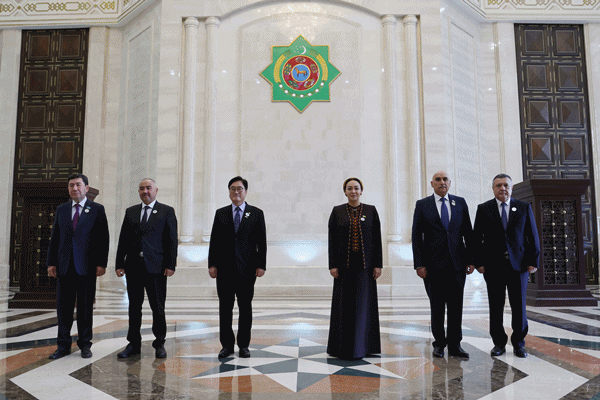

{"left": 527, "top": 266, "right": 538, "bottom": 274}
{"left": 116, "top": 269, "right": 125, "bottom": 277}
{"left": 96, "top": 266, "right": 106, "bottom": 277}
{"left": 466, "top": 265, "right": 475, "bottom": 275}
{"left": 416, "top": 267, "right": 427, "bottom": 279}
{"left": 330, "top": 268, "right": 339, "bottom": 278}
{"left": 164, "top": 268, "right": 175, "bottom": 277}
{"left": 208, "top": 267, "right": 217, "bottom": 279}
{"left": 476, "top": 266, "right": 485, "bottom": 274}
{"left": 373, "top": 268, "right": 382, "bottom": 280}
{"left": 256, "top": 268, "right": 265, "bottom": 278}
{"left": 48, "top": 266, "right": 57, "bottom": 278}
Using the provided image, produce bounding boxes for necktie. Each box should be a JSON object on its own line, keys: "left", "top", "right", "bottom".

{"left": 142, "top": 206, "right": 150, "bottom": 224}
{"left": 501, "top": 202, "right": 508, "bottom": 230}
{"left": 234, "top": 207, "right": 241, "bottom": 232}
{"left": 73, "top": 204, "right": 80, "bottom": 230}
{"left": 440, "top": 197, "right": 449, "bottom": 230}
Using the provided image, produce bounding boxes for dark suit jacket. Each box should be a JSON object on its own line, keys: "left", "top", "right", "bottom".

{"left": 115, "top": 201, "right": 178, "bottom": 274}
{"left": 208, "top": 203, "right": 267, "bottom": 276}
{"left": 328, "top": 203, "right": 383, "bottom": 271}
{"left": 473, "top": 198, "right": 540, "bottom": 272}
{"left": 411, "top": 194, "right": 473, "bottom": 274}
{"left": 47, "top": 200, "right": 110, "bottom": 276}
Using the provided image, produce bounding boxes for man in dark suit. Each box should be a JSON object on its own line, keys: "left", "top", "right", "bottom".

{"left": 47, "top": 173, "right": 109, "bottom": 359}
{"left": 412, "top": 171, "right": 475, "bottom": 359}
{"left": 115, "top": 178, "right": 178, "bottom": 359}
{"left": 474, "top": 173, "right": 540, "bottom": 358}
{"left": 208, "top": 176, "right": 267, "bottom": 359}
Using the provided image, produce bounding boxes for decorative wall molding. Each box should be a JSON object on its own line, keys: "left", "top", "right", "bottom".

{"left": 3, "top": 0, "right": 600, "bottom": 27}
{"left": 459, "top": 0, "right": 600, "bottom": 20}
{"left": 0, "top": 0, "right": 153, "bottom": 27}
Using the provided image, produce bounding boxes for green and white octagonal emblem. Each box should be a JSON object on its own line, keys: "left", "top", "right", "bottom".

{"left": 260, "top": 35, "right": 341, "bottom": 113}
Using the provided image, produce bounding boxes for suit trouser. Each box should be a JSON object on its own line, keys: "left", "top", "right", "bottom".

{"left": 125, "top": 258, "right": 167, "bottom": 349}
{"left": 216, "top": 272, "right": 256, "bottom": 349}
{"left": 424, "top": 269, "right": 465, "bottom": 348}
{"left": 56, "top": 269, "right": 97, "bottom": 350}
{"left": 484, "top": 262, "right": 529, "bottom": 349}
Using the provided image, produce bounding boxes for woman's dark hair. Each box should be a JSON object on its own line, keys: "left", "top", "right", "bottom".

{"left": 343, "top": 177, "right": 363, "bottom": 191}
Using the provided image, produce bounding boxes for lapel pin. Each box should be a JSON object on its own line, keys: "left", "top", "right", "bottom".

{"left": 84, "top": 209, "right": 90, "bottom": 213}
{"left": 152, "top": 210, "right": 157, "bottom": 214}
{"left": 511, "top": 207, "right": 517, "bottom": 212}
{"left": 245, "top": 212, "right": 250, "bottom": 218}
{"left": 451, "top": 200, "right": 456, "bottom": 206}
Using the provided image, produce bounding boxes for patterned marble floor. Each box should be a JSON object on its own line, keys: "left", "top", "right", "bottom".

{"left": 1, "top": 284, "right": 600, "bottom": 399}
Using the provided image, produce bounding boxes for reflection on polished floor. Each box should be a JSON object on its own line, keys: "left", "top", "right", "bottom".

{"left": 1, "top": 284, "right": 600, "bottom": 399}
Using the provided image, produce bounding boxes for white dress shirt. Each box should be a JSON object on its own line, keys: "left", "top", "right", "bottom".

{"left": 140, "top": 200, "right": 157, "bottom": 222}
{"left": 433, "top": 193, "right": 451, "bottom": 221}
{"left": 495, "top": 197, "right": 511, "bottom": 223}
{"left": 71, "top": 198, "right": 87, "bottom": 219}
{"left": 231, "top": 202, "right": 247, "bottom": 218}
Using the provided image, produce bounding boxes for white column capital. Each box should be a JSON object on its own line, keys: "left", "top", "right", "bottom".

{"left": 381, "top": 14, "right": 397, "bottom": 26}
{"left": 205, "top": 16, "right": 220, "bottom": 28}
{"left": 184, "top": 17, "right": 199, "bottom": 28}
{"left": 402, "top": 15, "right": 418, "bottom": 26}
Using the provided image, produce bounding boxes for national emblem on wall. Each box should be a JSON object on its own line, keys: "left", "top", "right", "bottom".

{"left": 261, "top": 35, "right": 341, "bottom": 113}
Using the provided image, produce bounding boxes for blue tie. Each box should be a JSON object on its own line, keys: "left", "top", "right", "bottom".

{"left": 501, "top": 202, "right": 508, "bottom": 230}
{"left": 142, "top": 206, "right": 150, "bottom": 224}
{"left": 440, "top": 198, "right": 449, "bottom": 230}
{"left": 234, "top": 207, "right": 241, "bottom": 232}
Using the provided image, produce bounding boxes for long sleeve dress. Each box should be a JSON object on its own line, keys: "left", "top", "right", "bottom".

{"left": 327, "top": 203, "right": 382, "bottom": 360}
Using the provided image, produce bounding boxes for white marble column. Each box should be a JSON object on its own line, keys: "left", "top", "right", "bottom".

{"left": 493, "top": 22, "right": 523, "bottom": 182}
{"left": 0, "top": 29, "right": 22, "bottom": 288}
{"left": 83, "top": 27, "right": 108, "bottom": 194}
{"left": 403, "top": 15, "right": 423, "bottom": 209}
{"left": 180, "top": 17, "right": 199, "bottom": 243}
{"left": 203, "top": 16, "right": 220, "bottom": 243}
{"left": 584, "top": 23, "right": 600, "bottom": 239}
{"left": 382, "top": 15, "right": 401, "bottom": 242}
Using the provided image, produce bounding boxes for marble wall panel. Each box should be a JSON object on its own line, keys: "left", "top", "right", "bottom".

{"left": 162, "top": 1, "right": 445, "bottom": 296}
{"left": 201, "top": 7, "right": 386, "bottom": 274}
{"left": 116, "top": 1, "right": 161, "bottom": 214}
{"left": 440, "top": 1, "right": 491, "bottom": 209}
{"left": 585, "top": 23, "right": 600, "bottom": 244}
{"left": 84, "top": 27, "right": 124, "bottom": 288}
{"left": 0, "top": 30, "right": 21, "bottom": 288}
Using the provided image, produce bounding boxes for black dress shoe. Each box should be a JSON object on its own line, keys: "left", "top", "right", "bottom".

{"left": 239, "top": 347, "right": 251, "bottom": 358}
{"left": 155, "top": 345, "right": 167, "bottom": 359}
{"left": 49, "top": 348, "right": 71, "bottom": 360}
{"left": 514, "top": 347, "right": 528, "bottom": 358}
{"left": 117, "top": 344, "right": 141, "bottom": 359}
{"left": 490, "top": 346, "right": 506, "bottom": 357}
{"left": 218, "top": 347, "right": 234, "bottom": 358}
{"left": 448, "top": 345, "right": 469, "bottom": 359}
{"left": 432, "top": 346, "right": 445, "bottom": 358}
{"left": 81, "top": 347, "right": 92, "bottom": 359}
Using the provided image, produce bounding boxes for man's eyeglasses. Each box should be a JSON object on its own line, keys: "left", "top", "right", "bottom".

{"left": 229, "top": 187, "right": 245, "bottom": 193}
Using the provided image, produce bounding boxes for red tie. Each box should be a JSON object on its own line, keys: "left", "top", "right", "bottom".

{"left": 73, "top": 203, "right": 80, "bottom": 230}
